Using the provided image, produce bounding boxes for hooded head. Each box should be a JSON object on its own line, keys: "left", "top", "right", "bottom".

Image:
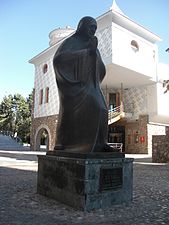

{"left": 76, "top": 16, "right": 97, "bottom": 38}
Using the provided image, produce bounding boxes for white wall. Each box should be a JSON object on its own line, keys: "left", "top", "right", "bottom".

{"left": 34, "top": 57, "right": 59, "bottom": 118}
{"left": 123, "top": 83, "right": 169, "bottom": 125}
{"left": 156, "top": 63, "right": 169, "bottom": 117}
{"left": 123, "top": 84, "right": 160, "bottom": 120}
{"left": 96, "top": 14, "right": 112, "bottom": 65}
{"left": 123, "top": 86, "right": 148, "bottom": 120}
{"left": 96, "top": 25, "right": 112, "bottom": 65}
{"left": 111, "top": 23, "right": 157, "bottom": 80}
{"left": 157, "top": 63, "right": 169, "bottom": 81}
{"left": 147, "top": 84, "right": 158, "bottom": 117}
{"left": 157, "top": 83, "right": 169, "bottom": 116}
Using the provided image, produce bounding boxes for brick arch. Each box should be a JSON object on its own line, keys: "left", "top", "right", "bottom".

{"left": 35, "top": 124, "right": 51, "bottom": 151}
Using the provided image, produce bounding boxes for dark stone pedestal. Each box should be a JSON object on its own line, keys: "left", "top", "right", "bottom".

{"left": 37, "top": 152, "right": 133, "bottom": 211}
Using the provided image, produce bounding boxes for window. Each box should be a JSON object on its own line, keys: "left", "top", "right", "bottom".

{"left": 131, "top": 40, "right": 139, "bottom": 52}
{"left": 45, "top": 87, "right": 49, "bottom": 103}
{"left": 134, "top": 131, "right": 139, "bottom": 143}
{"left": 39, "top": 89, "right": 43, "bottom": 105}
{"left": 43, "top": 64, "right": 48, "bottom": 74}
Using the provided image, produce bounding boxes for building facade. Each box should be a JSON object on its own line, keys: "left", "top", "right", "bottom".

{"left": 29, "top": 2, "right": 169, "bottom": 161}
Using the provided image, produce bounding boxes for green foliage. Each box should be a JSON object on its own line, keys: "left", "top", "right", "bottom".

{"left": 0, "top": 91, "right": 33, "bottom": 143}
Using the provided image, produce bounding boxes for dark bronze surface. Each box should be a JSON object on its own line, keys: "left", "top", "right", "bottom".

{"left": 53, "top": 16, "right": 114, "bottom": 153}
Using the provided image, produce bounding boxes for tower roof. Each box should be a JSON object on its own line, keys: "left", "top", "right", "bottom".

{"left": 96, "top": 0, "right": 161, "bottom": 43}
{"left": 110, "top": 0, "right": 125, "bottom": 15}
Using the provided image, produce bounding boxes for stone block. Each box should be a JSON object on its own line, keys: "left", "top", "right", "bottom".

{"left": 37, "top": 154, "right": 133, "bottom": 211}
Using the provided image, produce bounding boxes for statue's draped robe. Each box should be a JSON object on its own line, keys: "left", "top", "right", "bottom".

{"left": 53, "top": 34, "right": 108, "bottom": 153}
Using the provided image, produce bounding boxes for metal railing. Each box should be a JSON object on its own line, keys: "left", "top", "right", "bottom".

{"left": 108, "top": 104, "right": 124, "bottom": 124}
{"left": 108, "top": 143, "right": 123, "bottom": 152}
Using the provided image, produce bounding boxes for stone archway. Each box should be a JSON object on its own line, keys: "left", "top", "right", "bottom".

{"left": 35, "top": 125, "right": 51, "bottom": 151}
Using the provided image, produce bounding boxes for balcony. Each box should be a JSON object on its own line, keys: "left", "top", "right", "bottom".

{"left": 108, "top": 104, "right": 125, "bottom": 124}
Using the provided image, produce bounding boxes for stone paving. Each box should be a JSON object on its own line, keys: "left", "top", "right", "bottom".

{"left": 0, "top": 149, "right": 169, "bottom": 225}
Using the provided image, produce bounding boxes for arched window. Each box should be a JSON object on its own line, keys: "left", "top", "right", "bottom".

{"left": 131, "top": 40, "right": 139, "bottom": 51}
{"left": 39, "top": 89, "right": 43, "bottom": 105}
{"left": 43, "top": 64, "right": 48, "bottom": 74}
{"left": 45, "top": 87, "right": 49, "bottom": 103}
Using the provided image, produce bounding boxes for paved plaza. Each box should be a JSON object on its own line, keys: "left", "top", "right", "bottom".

{"left": 0, "top": 139, "right": 169, "bottom": 224}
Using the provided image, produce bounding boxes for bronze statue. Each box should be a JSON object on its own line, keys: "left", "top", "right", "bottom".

{"left": 53, "top": 16, "right": 110, "bottom": 153}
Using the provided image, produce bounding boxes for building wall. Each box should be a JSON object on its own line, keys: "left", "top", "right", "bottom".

{"left": 109, "top": 114, "right": 169, "bottom": 155}
{"left": 123, "top": 84, "right": 166, "bottom": 123}
{"left": 125, "top": 115, "right": 148, "bottom": 154}
{"left": 147, "top": 84, "right": 158, "bottom": 118}
{"left": 157, "top": 83, "right": 169, "bottom": 116}
{"left": 109, "top": 115, "right": 148, "bottom": 154}
{"left": 96, "top": 25, "right": 112, "bottom": 65}
{"left": 34, "top": 58, "right": 59, "bottom": 118}
{"left": 31, "top": 115, "right": 57, "bottom": 151}
{"left": 30, "top": 10, "right": 169, "bottom": 154}
{"left": 152, "top": 126, "right": 169, "bottom": 163}
{"left": 123, "top": 87, "right": 148, "bottom": 120}
{"left": 111, "top": 23, "right": 157, "bottom": 80}
{"left": 147, "top": 124, "right": 166, "bottom": 156}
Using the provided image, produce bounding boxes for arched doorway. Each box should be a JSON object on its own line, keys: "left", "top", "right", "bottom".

{"left": 35, "top": 128, "right": 49, "bottom": 151}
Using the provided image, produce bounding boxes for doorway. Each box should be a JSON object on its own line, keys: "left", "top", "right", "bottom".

{"left": 35, "top": 128, "right": 49, "bottom": 151}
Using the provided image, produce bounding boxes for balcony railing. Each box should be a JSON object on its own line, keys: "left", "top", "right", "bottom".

{"left": 108, "top": 143, "right": 123, "bottom": 152}
{"left": 108, "top": 104, "right": 124, "bottom": 124}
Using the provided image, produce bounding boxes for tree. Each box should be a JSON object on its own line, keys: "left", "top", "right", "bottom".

{"left": 17, "top": 92, "right": 33, "bottom": 143}
{"left": 0, "top": 94, "right": 14, "bottom": 133}
{"left": 0, "top": 92, "right": 33, "bottom": 143}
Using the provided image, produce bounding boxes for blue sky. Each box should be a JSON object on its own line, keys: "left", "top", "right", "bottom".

{"left": 1, "top": 0, "right": 169, "bottom": 102}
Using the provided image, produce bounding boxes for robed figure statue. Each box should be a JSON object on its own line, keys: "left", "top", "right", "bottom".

{"left": 53, "top": 16, "right": 110, "bottom": 153}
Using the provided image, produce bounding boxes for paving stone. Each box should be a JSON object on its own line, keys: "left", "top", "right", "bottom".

{"left": 0, "top": 149, "right": 169, "bottom": 225}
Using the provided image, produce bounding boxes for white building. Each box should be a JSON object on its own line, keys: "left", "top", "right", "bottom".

{"left": 29, "top": 1, "right": 169, "bottom": 156}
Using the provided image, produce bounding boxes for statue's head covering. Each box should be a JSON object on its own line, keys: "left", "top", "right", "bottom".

{"left": 76, "top": 16, "right": 97, "bottom": 36}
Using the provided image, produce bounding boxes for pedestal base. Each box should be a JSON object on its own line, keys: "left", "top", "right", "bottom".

{"left": 37, "top": 153, "right": 133, "bottom": 211}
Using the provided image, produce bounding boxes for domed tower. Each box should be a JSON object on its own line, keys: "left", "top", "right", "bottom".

{"left": 49, "top": 26, "right": 75, "bottom": 46}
